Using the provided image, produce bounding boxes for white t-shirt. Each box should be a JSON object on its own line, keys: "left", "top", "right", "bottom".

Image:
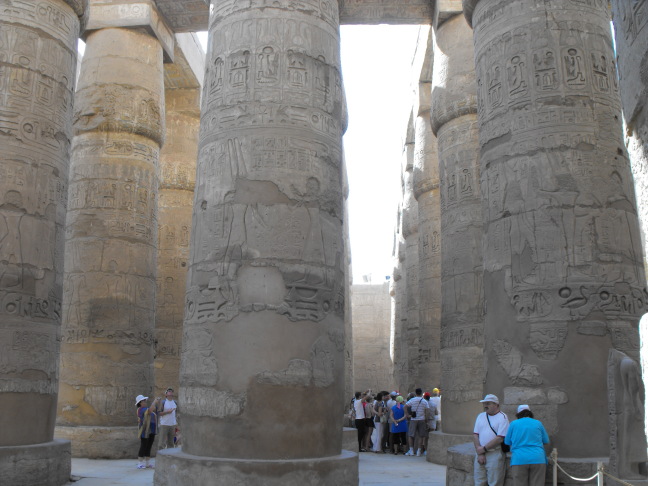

{"left": 474, "top": 411, "right": 509, "bottom": 447}
{"left": 159, "top": 399, "right": 178, "bottom": 426}
{"left": 406, "top": 396, "right": 429, "bottom": 421}
{"left": 430, "top": 396, "right": 441, "bottom": 419}
{"left": 354, "top": 398, "right": 365, "bottom": 419}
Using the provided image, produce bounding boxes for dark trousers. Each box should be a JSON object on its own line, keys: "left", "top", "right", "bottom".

{"left": 138, "top": 435, "right": 156, "bottom": 457}
{"left": 355, "top": 419, "right": 366, "bottom": 449}
{"left": 381, "top": 422, "right": 390, "bottom": 451}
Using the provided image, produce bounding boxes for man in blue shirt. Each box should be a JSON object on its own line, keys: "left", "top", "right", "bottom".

{"left": 504, "top": 404, "right": 550, "bottom": 486}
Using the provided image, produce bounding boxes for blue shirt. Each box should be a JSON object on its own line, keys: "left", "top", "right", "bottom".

{"left": 504, "top": 417, "right": 549, "bottom": 465}
{"left": 390, "top": 404, "right": 407, "bottom": 433}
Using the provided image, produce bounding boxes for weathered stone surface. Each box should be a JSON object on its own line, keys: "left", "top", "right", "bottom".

{"left": 85, "top": 0, "right": 175, "bottom": 62}
{"left": 426, "top": 432, "right": 472, "bottom": 466}
{"left": 0, "top": 0, "right": 85, "bottom": 482}
{"left": 58, "top": 26, "right": 164, "bottom": 456}
{"left": 0, "top": 440, "right": 71, "bottom": 486}
{"left": 154, "top": 449, "right": 359, "bottom": 486}
{"left": 54, "top": 425, "right": 138, "bottom": 459}
{"left": 464, "top": 0, "right": 646, "bottom": 458}
{"left": 351, "top": 283, "right": 393, "bottom": 392}
{"left": 157, "top": 1, "right": 355, "bottom": 481}
{"left": 342, "top": 426, "right": 358, "bottom": 453}
{"left": 155, "top": 87, "right": 199, "bottom": 397}
{"left": 432, "top": 13, "right": 484, "bottom": 434}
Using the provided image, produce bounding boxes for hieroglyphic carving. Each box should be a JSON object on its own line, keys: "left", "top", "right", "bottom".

{"left": 494, "top": 339, "right": 543, "bottom": 385}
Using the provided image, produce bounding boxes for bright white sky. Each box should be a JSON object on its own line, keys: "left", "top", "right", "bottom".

{"left": 197, "top": 26, "right": 422, "bottom": 284}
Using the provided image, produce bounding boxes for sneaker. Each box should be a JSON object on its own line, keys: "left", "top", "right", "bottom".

{"left": 146, "top": 464, "right": 154, "bottom": 469}
{"left": 137, "top": 464, "right": 146, "bottom": 469}
{"left": 405, "top": 450, "right": 414, "bottom": 456}
{"left": 416, "top": 450, "right": 421, "bottom": 457}
{"left": 423, "top": 450, "right": 427, "bottom": 456}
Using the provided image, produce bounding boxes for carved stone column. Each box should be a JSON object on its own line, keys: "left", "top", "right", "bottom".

{"left": 155, "top": 1, "right": 357, "bottom": 483}
{"left": 0, "top": 1, "right": 87, "bottom": 484}
{"left": 432, "top": 13, "right": 484, "bottom": 435}
{"left": 155, "top": 87, "right": 200, "bottom": 396}
{"left": 57, "top": 1, "right": 169, "bottom": 458}
{"left": 390, "top": 234, "right": 407, "bottom": 392}
{"left": 402, "top": 125, "right": 420, "bottom": 393}
{"left": 412, "top": 38, "right": 441, "bottom": 393}
{"left": 464, "top": 0, "right": 647, "bottom": 460}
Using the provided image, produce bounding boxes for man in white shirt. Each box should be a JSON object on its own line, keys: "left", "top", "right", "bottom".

{"left": 473, "top": 394, "right": 509, "bottom": 486}
{"left": 158, "top": 387, "right": 178, "bottom": 449}
{"left": 405, "top": 388, "right": 429, "bottom": 456}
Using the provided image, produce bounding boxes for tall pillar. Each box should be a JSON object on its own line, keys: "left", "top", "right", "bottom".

{"left": 390, "top": 232, "right": 407, "bottom": 392}
{"left": 155, "top": 87, "right": 200, "bottom": 396}
{"left": 402, "top": 120, "right": 421, "bottom": 393}
{"left": 0, "top": 1, "right": 87, "bottom": 484}
{"left": 413, "top": 36, "right": 441, "bottom": 391}
{"left": 155, "top": 1, "right": 357, "bottom": 483}
{"left": 464, "top": 0, "right": 647, "bottom": 465}
{"left": 57, "top": 2, "right": 169, "bottom": 458}
{"left": 432, "top": 13, "right": 484, "bottom": 435}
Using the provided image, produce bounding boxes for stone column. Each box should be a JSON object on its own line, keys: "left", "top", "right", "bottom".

{"left": 402, "top": 124, "right": 421, "bottom": 393}
{"left": 390, "top": 235, "right": 407, "bottom": 392}
{"left": 431, "top": 13, "right": 484, "bottom": 435}
{"left": 0, "top": 1, "right": 87, "bottom": 484}
{"left": 464, "top": 0, "right": 647, "bottom": 461}
{"left": 57, "top": 2, "right": 169, "bottom": 458}
{"left": 155, "top": 1, "right": 357, "bottom": 483}
{"left": 155, "top": 87, "right": 200, "bottom": 396}
{"left": 413, "top": 52, "right": 441, "bottom": 392}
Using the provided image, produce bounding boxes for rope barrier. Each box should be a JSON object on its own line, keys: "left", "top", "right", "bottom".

{"left": 549, "top": 449, "right": 639, "bottom": 486}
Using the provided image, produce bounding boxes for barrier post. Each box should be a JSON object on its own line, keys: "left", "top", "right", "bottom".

{"left": 597, "top": 462, "right": 604, "bottom": 486}
{"left": 551, "top": 448, "right": 558, "bottom": 486}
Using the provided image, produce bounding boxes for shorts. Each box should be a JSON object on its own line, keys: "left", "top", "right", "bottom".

{"left": 407, "top": 419, "right": 427, "bottom": 438}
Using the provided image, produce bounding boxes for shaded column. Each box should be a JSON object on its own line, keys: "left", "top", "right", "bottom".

{"left": 464, "top": 0, "right": 647, "bottom": 461}
{"left": 57, "top": 7, "right": 168, "bottom": 456}
{"left": 390, "top": 231, "right": 407, "bottom": 392}
{"left": 0, "top": 1, "right": 87, "bottom": 484}
{"left": 402, "top": 120, "right": 421, "bottom": 393}
{"left": 431, "top": 13, "right": 484, "bottom": 435}
{"left": 155, "top": 1, "right": 357, "bottom": 483}
{"left": 412, "top": 38, "right": 441, "bottom": 390}
{"left": 154, "top": 87, "right": 200, "bottom": 396}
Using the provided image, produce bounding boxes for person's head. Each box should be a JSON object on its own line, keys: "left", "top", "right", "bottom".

{"left": 376, "top": 392, "right": 384, "bottom": 401}
{"left": 366, "top": 395, "right": 374, "bottom": 403}
{"left": 396, "top": 396, "right": 404, "bottom": 403}
{"left": 516, "top": 404, "right": 534, "bottom": 419}
{"left": 135, "top": 394, "right": 148, "bottom": 408}
{"left": 355, "top": 391, "right": 361, "bottom": 399}
{"left": 432, "top": 388, "right": 440, "bottom": 397}
{"left": 390, "top": 391, "right": 398, "bottom": 399}
{"left": 407, "top": 392, "right": 415, "bottom": 400}
{"left": 423, "top": 392, "right": 431, "bottom": 401}
{"left": 165, "top": 388, "right": 174, "bottom": 399}
{"left": 415, "top": 387, "right": 423, "bottom": 396}
{"left": 479, "top": 394, "right": 500, "bottom": 415}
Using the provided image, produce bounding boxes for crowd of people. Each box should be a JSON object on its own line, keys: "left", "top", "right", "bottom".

{"left": 349, "top": 387, "right": 441, "bottom": 456}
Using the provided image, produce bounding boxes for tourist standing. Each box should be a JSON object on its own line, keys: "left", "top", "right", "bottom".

{"left": 390, "top": 396, "right": 408, "bottom": 454}
{"left": 430, "top": 387, "right": 441, "bottom": 430}
{"left": 473, "top": 394, "right": 509, "bottom": 486}
{"left": 405, "top": 388, "right": 429, "bottom": 456}
{"left": 158, "top": 387, "right": 178, "bottom": 450}
{"left": 353, "top": 391, "right": 367, "bottom": 451}
{"left": 363, "top": 395, "right": 376, "bottom": 451}
{"left": 504, "top": 405, "right": 549, "bottom": 486}
{"left": 136, "top": 395, "right": 160, "bottom": 469}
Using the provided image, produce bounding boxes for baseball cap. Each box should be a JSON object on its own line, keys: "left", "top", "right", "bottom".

{"left": 396, "top": 396, "right": 404, "bottom": 402}
{"left": 390, "top": 391, "right": 398, "bottom": 397}
{"left": 135, "top": 394, "right": 148, "bottom": 405}
{"left": 479, "top": 394, "right": 499, "bottom": 404}
{"left": 423, "top": 392, "right": 431, "bottom": 398}
{"left": 517, "top": 404, "right": 530, "bottom": 413}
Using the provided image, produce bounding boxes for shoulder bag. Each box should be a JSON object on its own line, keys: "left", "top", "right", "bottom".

{"left": 485, "top": 413, "right": 510, "bottom": 453}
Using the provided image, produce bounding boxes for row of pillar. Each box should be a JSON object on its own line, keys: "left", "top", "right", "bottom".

{"left": 392, "top": 1, "right": 648, "bottom": 480}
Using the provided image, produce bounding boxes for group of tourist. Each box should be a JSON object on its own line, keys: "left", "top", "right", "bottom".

{"left": 134, "top": 387, "right": 180, "bottom": 469}
{"left": 350, "top": 387, "right": 441, "bottom": 456}
{"left": 473, "top": 394, "right": 550, "bottom": 486}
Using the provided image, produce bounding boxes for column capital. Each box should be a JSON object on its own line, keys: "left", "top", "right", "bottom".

{"left": 461, "top": 0, "right": 478, "bottom": 27}
{"left": 85, "top": 0, "right": 175, "bottom": 62}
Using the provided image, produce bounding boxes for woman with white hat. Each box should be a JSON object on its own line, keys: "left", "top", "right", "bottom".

{"left": 135, "top": 395, "right": 161, "bottom": 469}
{"left": 503, "top": 405, "right": 550, "bottom": 486}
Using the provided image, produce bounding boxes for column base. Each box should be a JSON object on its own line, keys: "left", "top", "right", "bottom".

{"left": 0, "top": 439, "right": 71, "bottom": 486}
{"left": 154, "top": 448, "right": 359, "bottom": 486}
{"left": 55, "top": 426, "right": 139, "bottom": 459}
{"left": 445, "top": 442, "right": 641, "bottom": 486}
{"left": 342, "top": 426, "right": 359, "bottom": 453}
{"left": 426, "top": 431, "right": 473, "bottom": 465}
